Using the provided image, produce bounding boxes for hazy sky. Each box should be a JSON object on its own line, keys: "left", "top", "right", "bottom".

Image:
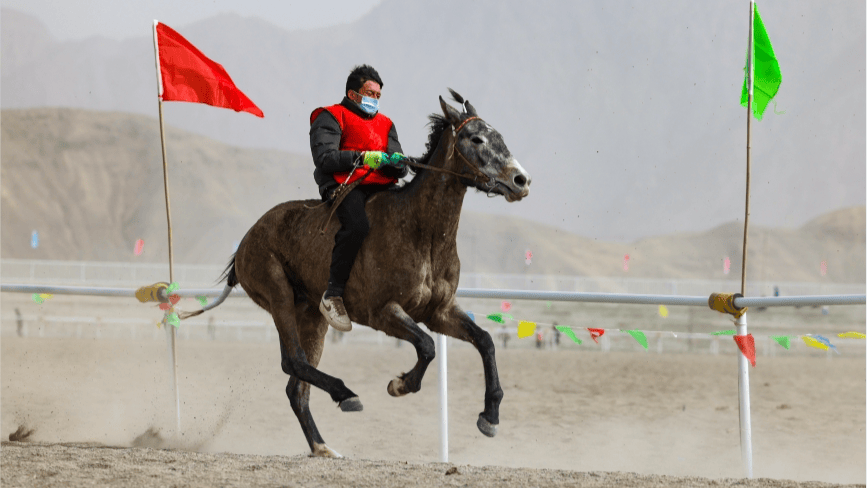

{"left": 1, "top": 0, "right": 382, "bottom": 40}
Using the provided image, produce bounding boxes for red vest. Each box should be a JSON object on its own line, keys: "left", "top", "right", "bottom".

{"left": 310, "top": 104, "right": 397, "bottom": 185}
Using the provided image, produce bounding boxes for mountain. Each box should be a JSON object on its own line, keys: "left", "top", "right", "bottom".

{"left": 1, "top": 2, "right": 864, "bottom": 242}
{"left": 2, "top": 107, "right": 863, "bottom": 283}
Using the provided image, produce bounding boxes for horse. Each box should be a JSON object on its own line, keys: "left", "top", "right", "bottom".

{"left": 185, "top": 90, "right": 531, "bottom": 457}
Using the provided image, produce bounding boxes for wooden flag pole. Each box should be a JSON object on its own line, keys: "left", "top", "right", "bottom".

{"left": 152, "top": 19, "right": 181, "bottom": 435}
{"left": 736, "top": 0, "right": 755, "bottom": 479}
{"left": 742, "top": 0, "right": 754, "bottom": 297}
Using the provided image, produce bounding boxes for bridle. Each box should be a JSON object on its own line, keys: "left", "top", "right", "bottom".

{"left": 400, "top": 116, "right": 500, "bottom": 195}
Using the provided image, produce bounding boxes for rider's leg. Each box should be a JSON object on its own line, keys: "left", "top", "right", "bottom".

{"left": 326, "top": 187, "right": 370, "bottom": 298}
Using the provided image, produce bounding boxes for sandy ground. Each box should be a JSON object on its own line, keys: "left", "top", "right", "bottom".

{"left": 1, "top": 328, "right": 864, "bottom": 486}
{"left": 3, "top": 442, "right": 862, "bottom": 488}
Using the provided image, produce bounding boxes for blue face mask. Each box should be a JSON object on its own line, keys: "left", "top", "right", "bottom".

{"left": 355, "top": 91, "right": 379, "bottom": 115}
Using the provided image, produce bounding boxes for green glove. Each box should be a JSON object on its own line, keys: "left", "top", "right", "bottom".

{"left": 383, "top": 152, "right": 407, "bottom": 168}
{"left": 363, "top": 151, "right": 385, "bottom": 169}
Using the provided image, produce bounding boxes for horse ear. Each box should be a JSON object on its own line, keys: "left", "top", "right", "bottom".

{"left": 464, "top": 100, "right": 478, "bottom": 117}
{"left": 439, "top": 95, "right": 462, "bottom": 126}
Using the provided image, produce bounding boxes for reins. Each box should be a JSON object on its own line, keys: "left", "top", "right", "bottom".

{"left": 309, "top": 115, "right": 493, "bottom": 235}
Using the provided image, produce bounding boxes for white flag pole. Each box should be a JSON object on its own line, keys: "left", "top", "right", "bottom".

{"left": 737, "top": 1, "right": 755, "bottom": 479}
{"left": 152, "top": 19, "right": 181, "bottom": 436}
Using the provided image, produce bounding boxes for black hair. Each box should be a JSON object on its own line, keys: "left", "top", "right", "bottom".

{"left": 345, "top": 65, "right": 384, "bottom": 94}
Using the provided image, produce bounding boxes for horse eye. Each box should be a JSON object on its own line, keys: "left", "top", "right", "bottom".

{"left": 471, "top": 136, "right": 484, "bottom": 144}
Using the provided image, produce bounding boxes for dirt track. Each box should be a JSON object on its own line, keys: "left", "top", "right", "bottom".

{"left": 2, "top": 441, "right": 861, "bottom": 488}
{"left": 1, "top": 327, "right": 864, "bottom": 485}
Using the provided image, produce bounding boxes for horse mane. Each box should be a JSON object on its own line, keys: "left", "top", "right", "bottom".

{"left": 408, "top": 113, "right": 450, "bottom": 177}
{"left": 401, "top": 90, "right": 470, "bottom": 190}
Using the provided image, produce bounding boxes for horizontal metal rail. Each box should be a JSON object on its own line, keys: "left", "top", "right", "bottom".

{"left": 2, "top": 283, "right": 864, "bottom": 308}
{"left": 457, "top": 288, "right": 866, "bottom": 307}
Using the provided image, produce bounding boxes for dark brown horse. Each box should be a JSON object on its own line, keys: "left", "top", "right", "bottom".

{"left": 186, "top": 90, "right": 531, "bottom": 457}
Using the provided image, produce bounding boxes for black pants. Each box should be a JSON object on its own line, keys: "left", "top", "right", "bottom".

{"left": 326, "top": 184, "right": 391, "bottom": 297}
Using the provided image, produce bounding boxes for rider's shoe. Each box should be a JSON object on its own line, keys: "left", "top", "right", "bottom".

{"left": 320, "top": 293, "right": 352, "bottom": 332}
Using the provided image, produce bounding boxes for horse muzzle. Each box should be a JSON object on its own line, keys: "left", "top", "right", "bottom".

{"left": 501, "top": 161, "right": 531, "bottom": 202}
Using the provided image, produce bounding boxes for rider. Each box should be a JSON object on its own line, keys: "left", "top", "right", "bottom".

{"left": 310, "top": 64, "right": 408, "bottom": 332}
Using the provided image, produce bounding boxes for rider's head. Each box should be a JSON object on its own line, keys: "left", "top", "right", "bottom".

{"left": 346, "top": 65, "right": 383, "bottom": 105}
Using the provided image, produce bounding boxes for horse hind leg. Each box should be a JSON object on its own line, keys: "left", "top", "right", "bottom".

{"left": 282, "top": 305, "right": 360, "bottom": 458}
{"left": 269, "top": 284, "right": 358, "bottom": 458}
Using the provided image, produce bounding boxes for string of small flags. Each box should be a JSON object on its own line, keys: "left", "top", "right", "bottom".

{"left": 466, "top": 310, "right": 866, "bottom": 367}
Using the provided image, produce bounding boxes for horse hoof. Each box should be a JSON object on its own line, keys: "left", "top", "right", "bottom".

{"left": 387, "top": 377, "right": 408, "bottom": 397}
{"left": 477, "top": 415, "right": 498, "bottom": 438}
{"left": 311, "top": 443, "right": 343, "bottom": 458}
{"left": 338, "top": 396, "right": 363, "bottom": 412}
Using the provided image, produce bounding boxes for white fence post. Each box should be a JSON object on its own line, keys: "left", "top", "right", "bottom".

{"left": 735, "top": 312, "right": 753, "bottom": 478}
{"left": 437, "top": 333, "right": 448, "bottom": 463}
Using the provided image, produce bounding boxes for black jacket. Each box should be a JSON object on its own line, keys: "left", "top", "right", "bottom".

{"left": 310, "top": 97, "right": 407, "bottom": 200}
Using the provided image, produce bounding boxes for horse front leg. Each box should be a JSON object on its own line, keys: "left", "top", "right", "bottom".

{"left": 369, "top": 302, "right": 436, "bottom": 397}
{"left": 427, "top": 304, "right": 503, "bottom": 437}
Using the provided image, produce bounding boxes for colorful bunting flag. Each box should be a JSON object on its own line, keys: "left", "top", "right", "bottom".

{"left": 501, "top": 301, "right": 512, "bottom": 312}
{"left": 166, "top": 312, "right": 180, "bottom": 328}
{"left": 486, "top": 313, "right": 505, "bottom": 324}
{"left": 470, "top": 306, "right": 858, "bottom": 359}
{"left": 812, "top": 335, "right": 839, "bottom": 354}
{"left": 587, "top": 328, "right": 605, "bottom": 344}
{"left": 466, "top": 311, "right": 475, "bottom": 322}
{"left": 197, "top": 296, "right": 209, "bottom": 307}
{"left": 31, "top": 230, "right": 39, "bottom": 249}
{"left": 555, "top": 326, "right": 582, "bottom": 344}
{"left": 622, "top": 329, "right": 648, "bottom": 350}
{"left": 770, "top": 335, "right": 791, "bottom": 349}
{"left": 517, "top": 321, "right": 536, "bottom": 339}
{"left": 134, "top": 239, "right": 145, "bottom": 256}
{"left": 166, "top": 282, "right": 179, "bottom": 293}
{"left": 802, "top": 336, "right": 828, "bottom": 351}
{"left": 32, "top": 294, "right": 44, "bottom": 304}
{"left": 658, "top": 305, "right": 669, "bottom": 318}
{"left": 733, "top": 334, "right": 756, "bottom": 367}
{"left": 838, "top": 332, "right": 866, "bottom": 339}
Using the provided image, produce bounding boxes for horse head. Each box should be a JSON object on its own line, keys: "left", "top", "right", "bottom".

{"left": 438, "top": 89, "right": 531, "bottom": 202}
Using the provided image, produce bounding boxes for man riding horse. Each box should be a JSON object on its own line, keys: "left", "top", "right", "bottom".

{"left": 181, "top": 85, "right": 531, "bottom": 457}
{"left": 310, "top": 65, "right": 408, "bottom": 332}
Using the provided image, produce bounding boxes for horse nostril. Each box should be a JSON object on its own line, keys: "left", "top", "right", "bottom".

{"left": 513, "top": 174, "right": 527, "bottom": 187}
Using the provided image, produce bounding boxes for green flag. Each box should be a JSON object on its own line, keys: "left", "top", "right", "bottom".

{"left": 740, "top": 3, "right": 781, "bottom": 120}
{"left": 622, "top": 329, "right": 649, "bottom": 350}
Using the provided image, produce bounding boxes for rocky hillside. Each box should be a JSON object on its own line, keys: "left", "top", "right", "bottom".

{"left": 2, "top": 108, "right": 863, "bottom": 283}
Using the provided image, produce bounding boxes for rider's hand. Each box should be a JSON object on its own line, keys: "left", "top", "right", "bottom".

{"left": 384, "top": 152, "right": 408, "bottom": 168}
{"left": 363, "top": 151, "right": 385, "bottom": 169}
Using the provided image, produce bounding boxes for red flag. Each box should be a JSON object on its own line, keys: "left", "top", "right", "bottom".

{"left": 587, "top": 328, "right": 606, "bottom": 344}
{"left": 733, "top": 334, "right": 756, "bottom": 367}
{"left": 154, "top": 21, "right": 263, "bottom": 117}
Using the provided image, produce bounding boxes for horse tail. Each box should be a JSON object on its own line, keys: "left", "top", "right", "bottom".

{"left": 178, "top": 255, "right": 238, "bottom": 320}
{"left": 219, "top": 253, "right": 239, "bottom": 287}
